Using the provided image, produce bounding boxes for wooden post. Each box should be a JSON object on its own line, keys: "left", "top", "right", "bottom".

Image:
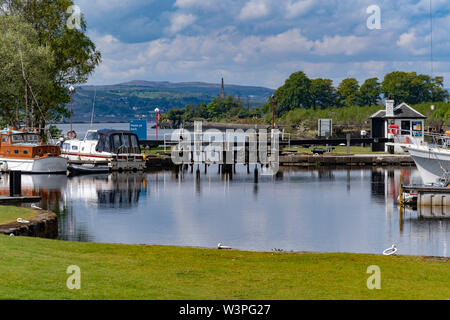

{"left": 346, "top": 133, "right": 351, "bottom": 154}
{"left": 9, "top": 171, "right": 21, "bottom": 197}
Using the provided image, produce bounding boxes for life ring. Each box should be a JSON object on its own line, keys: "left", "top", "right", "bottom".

{"left": 388, "top": 125, "right": 399, "bottom": 136}
{"left": 66, "top": 130, "right": 77, "bottom": 140}
{"left": 383, "top": 245, "right": 397, "bottom": 256}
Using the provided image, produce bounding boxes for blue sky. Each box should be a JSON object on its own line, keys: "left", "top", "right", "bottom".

{"left": 75, "top": 0, "right": 450, "bottom": 89}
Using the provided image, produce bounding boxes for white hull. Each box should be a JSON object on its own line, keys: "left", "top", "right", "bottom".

{"left": 0, "top": 156, "right": 68, "bottom": 174}
{"left": 407, "top": 146, "right": 450, "bottom": 184}
{"left": 62, "top": 153, "right": 145, "bottom": 171}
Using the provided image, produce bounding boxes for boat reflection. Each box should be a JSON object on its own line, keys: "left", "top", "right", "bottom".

{"left": 67, "top": 173, "right": 147, "bottom": 208}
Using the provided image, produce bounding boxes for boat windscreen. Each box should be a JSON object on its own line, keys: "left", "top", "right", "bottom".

{"left": 85, "top": 131, "right": 99, "bottom": 141}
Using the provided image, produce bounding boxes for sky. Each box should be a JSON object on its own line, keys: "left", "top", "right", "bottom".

{"left": 74, "top": 0, "right": 450, "bottom": 89}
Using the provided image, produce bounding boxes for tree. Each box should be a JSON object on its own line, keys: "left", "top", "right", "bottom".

{"left": 0, "top": 14, "right": 55, "bottom": 127}
{"left": 310, "top": 78, "right": 336, "bottom": 109}
{"left": 1, "top": 0, "right": 101, "bottom": 130}
{"left": 272, "top": 71, "right": 311, "bottom": 115}
{"left": 382, "top": 71, "right": 448, "bottom": 104}
{"left": 167, "top": 108, "right": 185, "bottom": 128}
{"left": 360, "top": 78, "right": 381, "bottom": 106}
{"left": 337, "top": 78, "right": 360, "bottom": 106}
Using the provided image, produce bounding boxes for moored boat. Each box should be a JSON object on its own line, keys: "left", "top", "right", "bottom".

{"left": 0, "top": 128, "right": 68, "bottom": 174}
{"left": 405, "top": 133, "right": 450, "bottom": 185}
{"left": 60, "top": 129, "right": 146, "bottom": 171}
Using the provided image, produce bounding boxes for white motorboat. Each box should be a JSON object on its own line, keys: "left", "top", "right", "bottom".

{"left": 405, "top": 133, "right": 450, "bottom": 184}
{"left": 60, "top": 129, "right": 146, "bottom": 171}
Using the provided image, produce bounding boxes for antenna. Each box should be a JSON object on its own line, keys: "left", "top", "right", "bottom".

{"left": 90, "top": 89, "right": 97, "bottom": 128}
{"left": 430, "top": 0, "right": 434, "bottom": 76}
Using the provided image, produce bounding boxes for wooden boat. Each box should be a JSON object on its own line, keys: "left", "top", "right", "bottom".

{"left": 0, "top": 128, "right": 68, "bottom": 174}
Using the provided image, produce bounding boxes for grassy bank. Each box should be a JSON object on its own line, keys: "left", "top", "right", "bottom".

{"left": 0, "top": 206, "right": 37, "bottom": 225}
{"left": 284, "top": 145, "right": 386, "bottom": 155}
{"left": 0, "top": 235, "right": 448, "bottom": 300}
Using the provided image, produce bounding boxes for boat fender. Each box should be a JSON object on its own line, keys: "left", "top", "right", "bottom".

{"left": 383, "top": 245, "right": 397, "bottom": 256}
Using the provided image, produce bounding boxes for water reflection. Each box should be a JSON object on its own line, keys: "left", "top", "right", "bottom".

{"left": 0, "top": 166, "right": 447, "bottom": 256}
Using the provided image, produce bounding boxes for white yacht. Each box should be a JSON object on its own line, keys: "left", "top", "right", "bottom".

{"left": 60, "top": 129, "right": 146, "bottom": 172}
{"left": 405, "top": 133, "right": 450, "bottom": 185}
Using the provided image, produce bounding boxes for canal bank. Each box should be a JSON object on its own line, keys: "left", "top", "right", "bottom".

{"left": 0, "top": 235, "right": 448, "bottom": 300}
{"left": 145, "top": 153, "right": 415, "bottom": 169}
{"left": 0, "top": 206, "right": 58, "bottom": 238}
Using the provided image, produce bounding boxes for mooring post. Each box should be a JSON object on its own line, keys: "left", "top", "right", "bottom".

{"left": 346, "top": 133, "right": 351, "bottom": 154}
{"left": 9, "top": 171, "right": 21, "bottom": 197}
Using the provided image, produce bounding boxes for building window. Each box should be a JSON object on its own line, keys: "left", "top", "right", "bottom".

{"left": 401, "top": 121, "right": 411, "bottom": 135}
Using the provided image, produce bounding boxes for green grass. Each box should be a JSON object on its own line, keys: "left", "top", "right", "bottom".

{"left": 0, "top": 206, "right": 37, "bottom": 225}
{"left": 284, "top": 146, "right": 386, "bottom": 155}
{"left": 0, "top": 235, "right": 448, "bottom": 300}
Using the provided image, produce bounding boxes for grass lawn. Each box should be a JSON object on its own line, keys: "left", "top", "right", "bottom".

{"left": 0, "top": 235, "right": 448, "bottom": 300}
{"left": 0, "top": 206, "right": 37, "bottom": 225}
{"left": 284, "top": 145, "right": 387, "bottom": 155}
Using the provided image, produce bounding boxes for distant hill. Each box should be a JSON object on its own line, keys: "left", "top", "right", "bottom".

{"left": 68, "top": 80, "right": 274, "bottom": 122}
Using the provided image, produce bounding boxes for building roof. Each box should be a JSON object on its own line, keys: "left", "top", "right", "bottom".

{"left": 370, "top": 102, "right": 426, "bottom": 119}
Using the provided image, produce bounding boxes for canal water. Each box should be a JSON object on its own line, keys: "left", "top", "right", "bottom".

{"left": 1, "top": 166, "right": 448, "bottom": 257}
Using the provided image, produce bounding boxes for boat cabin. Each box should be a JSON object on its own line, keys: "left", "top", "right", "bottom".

{"left": 0, "top": 128, "right": 60, "bottom": 159}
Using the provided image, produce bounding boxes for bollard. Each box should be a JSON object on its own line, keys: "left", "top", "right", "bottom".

{"left": 9, "top": 171, "right": 22, "bottom": 197}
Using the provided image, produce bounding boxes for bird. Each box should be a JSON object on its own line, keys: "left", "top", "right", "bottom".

{"left": 383, "top": 244, "right": 397, "bottom": 256}
{"left": 31, "top": 204, "right": 42, "bottom": 210}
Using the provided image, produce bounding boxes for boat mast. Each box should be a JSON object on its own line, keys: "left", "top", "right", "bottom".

{"left": 18, "top": 41, "right": 29, "bottom": 129}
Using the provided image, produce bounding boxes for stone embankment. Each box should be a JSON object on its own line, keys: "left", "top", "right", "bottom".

{"left": 0, "top": 210, "right": 58, "bottom": 239}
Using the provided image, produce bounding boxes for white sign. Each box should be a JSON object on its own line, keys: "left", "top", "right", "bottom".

{"left": 318, "top": 119, "right": 332, "bottom": 137}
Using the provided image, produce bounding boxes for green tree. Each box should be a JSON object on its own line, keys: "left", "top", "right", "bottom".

{"left": 1, "top": 0, "right": 101, "bottom": 129}
{"left": 360, "top": 78, "right": 381, "bottom": 106}
{"left": 0, "top": 14, "right": 55, "bottom": 127}
{"left": 310, "top": 78, "right": 336, "bottom": 109}
{"left": 337, "top": 78, "right": 360, "bottom": 106}
{"left": 381, "top": 71, "right": 448, "bottom": 104}
{"left": 272, "top": 71, "right": 311, "bottom": 115}
{"left": 167, "top": 108, "right": 185, "bottom": 128}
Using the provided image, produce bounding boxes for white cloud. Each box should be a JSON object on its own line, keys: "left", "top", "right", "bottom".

{"left": 285, "top": 0, "right": 315, "bottom": 19}
{"left": 174, "top": 0, "right": 216, "bottom": 10}
{"left": 239, "top": 1, "right": 269, "bottom": 20}
{"left": 314, "top": 35, "right": 371, "bottom": 56}
{"left": 397, "top": 29, "right": 428, "bottom": 55}
{"left": 166, "top": 13, "right": 197, "bottom": 34}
